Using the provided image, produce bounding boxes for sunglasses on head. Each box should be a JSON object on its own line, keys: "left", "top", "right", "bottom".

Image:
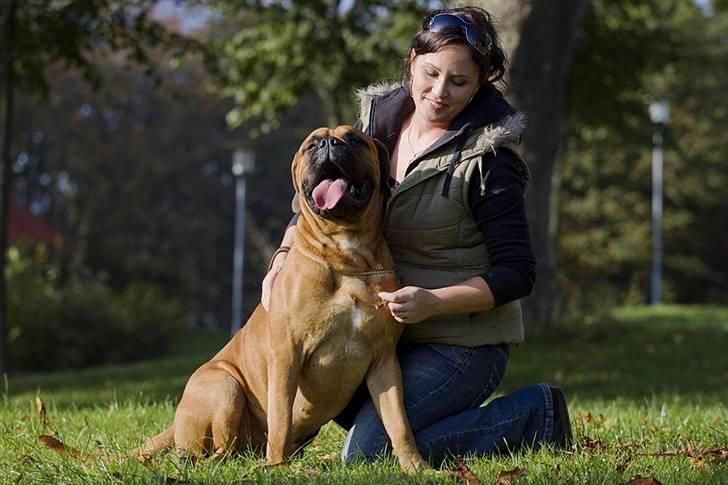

{"left": 426, "top": 13, "right": 492, "bottom": 57}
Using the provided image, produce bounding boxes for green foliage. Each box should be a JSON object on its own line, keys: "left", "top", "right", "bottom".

{"left": 206, "top": 1, "right": 434, "bottom": 134}
{"left": 11, "top": 54, "right": 243, "bottom": 327}
{"left": 5, "top": 245, "right": 186, "bottom": 371}
{"left": 559, "top": 1, "right": 728, "bottom": 314}
{"left": 3, "top": 0, "right": 189, "bottom": 96}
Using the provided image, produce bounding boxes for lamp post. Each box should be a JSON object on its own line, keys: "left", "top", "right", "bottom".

{"left": 231, "top": 147, "right": 255, "bottom": 335}
{"left": 649, "top": 99, "right": 669, "bottom": 305}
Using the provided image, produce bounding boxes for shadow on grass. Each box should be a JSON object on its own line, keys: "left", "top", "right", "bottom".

{"left": 3, "top": 330, "right": 229, "bottom": 409}
{"left": 4, "top": 305, "right": 727, "bottom": 409}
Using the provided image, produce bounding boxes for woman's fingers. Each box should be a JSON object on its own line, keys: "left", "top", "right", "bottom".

{"left": 262, "top": 253, "right": 289, "bottom": 311}
{"left": 261, "top": 270, "right": 275, "bottom": 311}
{"left": 378, "top": 287, "right": 414, "bottom": 303}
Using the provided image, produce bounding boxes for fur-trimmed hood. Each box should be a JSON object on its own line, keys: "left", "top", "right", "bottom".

{"left": 356, "top": 81, "right": 524, "bottom": 153}
{"left": 356, "top": 81, "right": 403, "bottom": 102}
{"left": 355, "top": 81, "right": 527, "bottom": 196}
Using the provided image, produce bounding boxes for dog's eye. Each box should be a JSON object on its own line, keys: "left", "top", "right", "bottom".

{"left": 347, "top": 136, "right": 365, "bottom": 146}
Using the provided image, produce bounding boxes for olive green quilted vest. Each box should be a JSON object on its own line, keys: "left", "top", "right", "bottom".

{"left": 360, "top": 91, "right": 527, "bottom": 346}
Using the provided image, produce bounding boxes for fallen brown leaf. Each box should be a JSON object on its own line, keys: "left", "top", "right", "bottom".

{"left": 580, "top": 436, "right": 603, "bottom": 453}
{"left": 638, "top": 444, "right": 728, "bottom": 465}
{"left": 35, "top": 397, "right": 49, "bottom": 428}
{"left": 626, "top": 475, "right": 662, "bottom": 485}
{"left": 495, "top": 467, "right": 528, "bottom": 485}
{"left": 446, "top": 456, "right": 481, "bottom": 485}
{"left": 38, "top": 434, "right": 82, "bottom": 460}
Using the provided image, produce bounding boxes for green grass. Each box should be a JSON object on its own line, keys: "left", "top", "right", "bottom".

{"left": 2, "top": 305, "right": 727, "bottom": 484}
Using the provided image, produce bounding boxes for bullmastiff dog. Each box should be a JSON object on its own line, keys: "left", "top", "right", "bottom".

{"left": 44, "top": 126, "right": 427, "bottom": 473}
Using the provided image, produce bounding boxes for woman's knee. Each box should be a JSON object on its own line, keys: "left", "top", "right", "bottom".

{"left": 340, "top": 420, "right": 391, "bottom": 464}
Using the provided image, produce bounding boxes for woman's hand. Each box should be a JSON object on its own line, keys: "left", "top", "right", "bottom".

{"left": 378, "top": 286, "right": 441, "bottom": 324}
{"left": 262, "top": 251, "right": 287, "bottom": 311}
{"left": 262, "top": 224, "right": 297, "bottom": 311}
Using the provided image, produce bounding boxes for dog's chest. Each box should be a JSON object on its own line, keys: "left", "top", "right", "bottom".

{"left": 290, "top": 275, "right": 400, "bottom": 432}
{"left": 331, "top": 279, "right": 389, "bottom": 336}
{"left": 301, "top": 279, "right": 395, "bottom": 362}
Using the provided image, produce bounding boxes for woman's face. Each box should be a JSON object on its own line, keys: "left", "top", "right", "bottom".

{"left": 409, "top": 44, "right": 481, "bottom": 128}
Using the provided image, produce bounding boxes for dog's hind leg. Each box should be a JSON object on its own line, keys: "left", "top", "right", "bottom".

{"left": 172, "top": 365, "right": 247, "bottom": 457}
{"left": 210, "top": 377, "right": 247, "bottom": 460}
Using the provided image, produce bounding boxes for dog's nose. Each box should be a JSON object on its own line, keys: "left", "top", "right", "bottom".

{"left": 318, "top": 137, "right": 343, "bottom": 150}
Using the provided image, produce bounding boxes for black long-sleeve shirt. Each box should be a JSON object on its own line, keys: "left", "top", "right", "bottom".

{"left": 467, "top": 150, "right": 535, "bottom": 306}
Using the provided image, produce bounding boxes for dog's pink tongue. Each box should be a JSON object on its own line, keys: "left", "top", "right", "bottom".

{"left": 313, "top": 178, "right": 349, "bottom": 210}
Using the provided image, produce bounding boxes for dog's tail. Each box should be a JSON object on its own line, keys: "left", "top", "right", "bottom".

{"left": 39, "top": 425, "right": 175, "bottom": 463}
{"left": 134, "top": 425, "right": 175, "bottom": 460}
{"left": 38, "top": 434, "right": 103, "bottom": 463}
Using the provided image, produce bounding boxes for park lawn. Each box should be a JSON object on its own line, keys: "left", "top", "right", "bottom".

{"left": 1, "top": 305, "right": 727, "bottom": 484}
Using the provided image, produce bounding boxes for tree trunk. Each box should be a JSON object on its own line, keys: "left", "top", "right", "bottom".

{"left": 0, "top": 0, "right": 17, "bottom": 375}
{"left": 506, "top": 0, "right": 591, "bottom": 331}
{"left": 473, "top": 1, "right": 531, "bottom": 62}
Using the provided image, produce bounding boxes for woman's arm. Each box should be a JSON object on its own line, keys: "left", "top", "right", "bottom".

{"left": 471, "top": 150, "right": 536, "bottom": 305}
{"left": 261, "top": 217, "right": 298, "bottom": 310}
{"left": 378, "top": 277, "right": 495, "bottom": 324}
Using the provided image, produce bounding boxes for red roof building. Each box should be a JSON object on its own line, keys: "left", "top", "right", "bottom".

{"left": 8, "top": 198, "right": 65, "bottom": 247}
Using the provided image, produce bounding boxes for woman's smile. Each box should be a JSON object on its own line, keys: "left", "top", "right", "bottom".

{"left": 409, "top": 44, "right": 480, "bottom": 127}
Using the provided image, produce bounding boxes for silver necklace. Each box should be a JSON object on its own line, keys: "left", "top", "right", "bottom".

{"left": 406, "top": 123, "right": 424, "bottom": 161}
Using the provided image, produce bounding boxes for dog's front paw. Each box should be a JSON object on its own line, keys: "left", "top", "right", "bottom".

{"left": 258, "top": 458, "right": 289, "bottom": 470}
{"left": 398, "top": 454, "right": 430, "bottom": 474}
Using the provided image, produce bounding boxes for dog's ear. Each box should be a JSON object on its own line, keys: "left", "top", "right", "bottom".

{"left": 290, "top": 154, "right": 302, "bottom": 213}
{"left": 291, "top": 153, "right": 299, "bottom": 189}
{"left": 373, "top": 138, "right": 392, "bottom": 200}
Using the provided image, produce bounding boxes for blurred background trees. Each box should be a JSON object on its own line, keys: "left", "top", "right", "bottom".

{"left": 558, "top": 0, "right": 728, "bottom": 318}
{"left": 206, "top": 0, "right": 430, "bottom": 132}
{"left": 1, "top": 0, "right": 188, "bottom": 373}
{"left": 1, "top": 0, "right": 726, "bottom": 371}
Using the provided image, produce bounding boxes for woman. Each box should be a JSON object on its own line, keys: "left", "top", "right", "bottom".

{"left": 263, "top": 6, "right": 572, "bottom": 464}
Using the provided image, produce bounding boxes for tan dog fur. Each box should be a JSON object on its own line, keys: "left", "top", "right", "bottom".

{"left": 128, "top": 126, "right": 427, "bottom": 471}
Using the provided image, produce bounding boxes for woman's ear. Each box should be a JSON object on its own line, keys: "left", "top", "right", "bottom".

{"left": 407, "top": 49, "right": 417, "bottom": 93}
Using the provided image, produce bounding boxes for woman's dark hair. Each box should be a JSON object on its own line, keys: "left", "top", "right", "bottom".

{"left": 402, "top": 6, "right": 507, "bottom": 87}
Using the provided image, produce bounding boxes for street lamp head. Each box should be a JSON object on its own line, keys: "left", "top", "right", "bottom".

{"left": 649, "top": 99, "right": 670, "bottom": 125}
{"left": 232, "top": 148, "right": 255, "bottom": 177}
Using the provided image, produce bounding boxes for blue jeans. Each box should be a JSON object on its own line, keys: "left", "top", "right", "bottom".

{"left": 338, "top": 343, "right": 556, "bottom": 465}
